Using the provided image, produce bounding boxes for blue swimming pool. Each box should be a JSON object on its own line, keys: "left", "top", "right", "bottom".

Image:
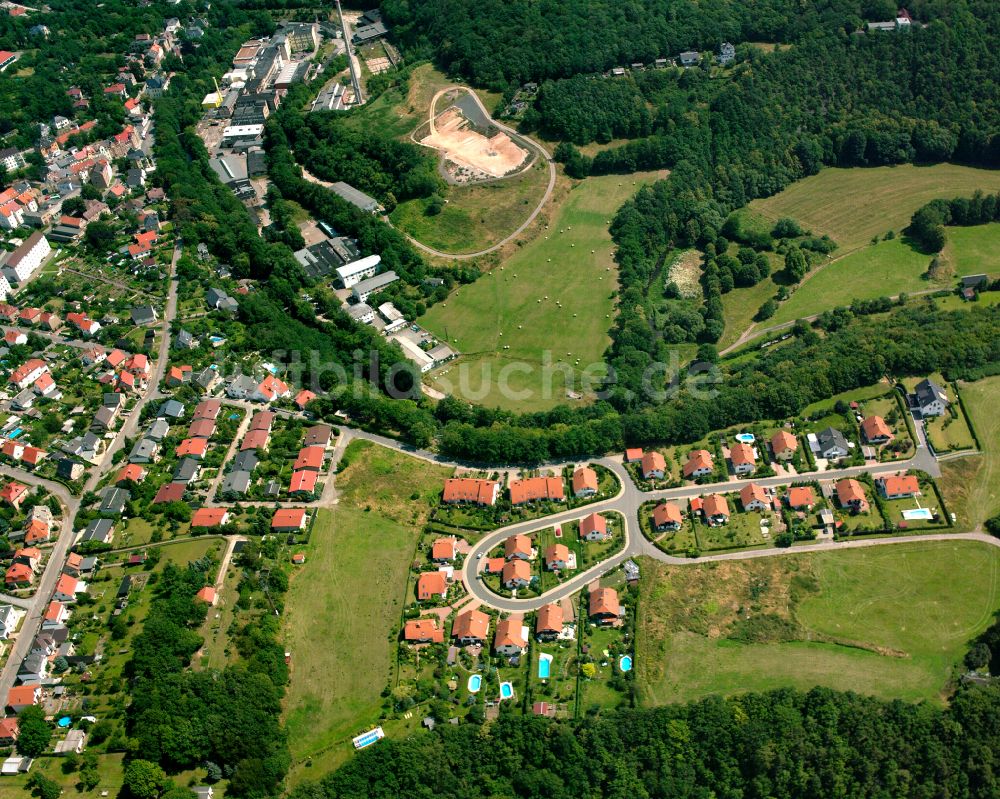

{"left": 735, "top": 433, "right": 755, "bottom": 444}
{"left": 467, "top": 674, "right": 482, "bottom": 693}
{"left": 8, "top": 428, "right": 23, "bottom": 439}
{"left": 902, "top": 508, "right": 934, "bottom": 520}
{"left": 538, "top": 653, "right": 552, "bottom": 679}
{"left": 57, "top": 716, "right": 71, "bottom": 728}
{"left": 499, "top": 681, "right": 514, "bottom": 700}
{"left": 619, "top": 655, "right": 633, "bottom": 673}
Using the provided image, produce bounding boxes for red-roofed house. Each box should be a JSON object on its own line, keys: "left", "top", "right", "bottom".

{"left": 44, "top": 601, "right": 68, "bottom": 627}
{"left": 729, "top": 442, "right": 756, "bottom": 475}
{"left": 20, "top": 446, "right": 46, "bottom": 468}
{"left": 861, "top": 416, "right": 894, "bottom": 445}
{"left": 294, "top": 389, "right": 316, "bottom": 410}
{"left": 494, "top": 617, "right": 528, "bottom": 656}
{"left": 452, "top": 609, "right": 489, "bottom": 644}
{"left": 115, "top": 464, "right": 147, "bottom": 485}
{"left": 195, "top": 586, "right": 217, "bottom": 605}
{"left": 589, "top": 587, "right": 620, "bottom": 624}
{"left": 770, "top": 430, "right": 798, "bottom": 461}
{"left": 293, "top": 446, "right": 324, "bottom": 471}
{"left": 187, "top": 419, "right": 215, "bottom": 439}
{"left": 252, "top": 374, "right": 289, "bottom": 403}
{"left": 579, "top": 512, "right": 610, "bottom": 541}
{"left": 404, "top": 618, "right": 444, "bottom": 644}
{"left": 191, "top": 508, "right": 230, "bottom": 528}
{"left": 153, "top": 483, "right": 185, "bottom": 504}
{"left": 682, "top": 449, "right": 714, "bottom": 479}
{"left": 416, "top": 571, "right": 447, "bottom": 601}
{"left": 624, "top": 447, "right": 643, "bottom": 463}
{"left": 5, "top": 563, "right": 32, "bottom": 588}
{"left": 176, "top": 438, "right": 208, "bottom": 459}
{"left": 504, "top": 534, "right": 532, "bottom": 560}
{"left": 536, "top": 604, "right": 563, "bottom": 639}
{"left": 442, "top": 478, "right": 499, "bottom": 506}
{"left": 7, "top": 685, "right": 40, "bottom": 714}
{"left": 739, "top": 483, "right": 769, "bottom": 512}
{"left": 1, "top": 481, "right": 28, "bottom": 509}
{"left": 877, "top": 474, "right": 920, "bottom": 499}
{"left": 836, "top": 479, "right": 870, "bottom": 513}
{"left": 289, "top": 470, "right": 317, "bottom": 495}
{"left": 641, "top": 451, "right": 666, "bottom": 480}
{"left": 651, "top": 502, "right": 683, "bottom": 531}
{"left": 509, "top": 476, "right": 564, "bottom": 505}
{"left": 702, "top": 494, "right": 730, "bottom": 526}
{"left": 431, "top": 537, "right": 457, "bottom": 563}
{"left": 241, "top": 429, "right": 269, "bottom": 451}
{"left": 24, "top": 519, "right": 50, "bottom": 545}
{"left": 787, "top": 486, "right": 816, "bottom": 510}
{"left": 544, "top": 544, "right": 571, "bottom": 571}
{"left": 502, "top": 559, "right": 532, "bottom": 589}
{"left": 272, "top": 508, "right": 308, "bottom": 531}
{"left": 571, "top": 466, "right": 598, "bottom": 497}
{"left": 54, "top": 574, "right": 79, "bottom": 602}
{"left": 0, "top": 717, "right": 19, "bottom": 744}
{"left": 166, "top": 365, "right": 192, "bottom": 387}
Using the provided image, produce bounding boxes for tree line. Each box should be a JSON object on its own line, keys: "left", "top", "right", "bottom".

{"left": 291, "top": 683, "right": 1000, "bottom": 799}
{"left": 908, "top": 191, "right": 1000, "bottom": 253}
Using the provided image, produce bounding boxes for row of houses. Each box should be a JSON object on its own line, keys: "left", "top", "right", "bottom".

{"left": 442, "top": 466, "right": 602, "bottom": 508}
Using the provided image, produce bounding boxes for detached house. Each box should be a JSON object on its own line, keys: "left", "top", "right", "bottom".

{"left": 416, "top": 571, "right": 447, "bottom": 602}
{"left": 494, "top": 618, "right": 528, "bottom": 657}
{"left": 682, "top": 449, "right": 714, "bottom": 479}
{"left": 502, "top": 559, "right": 532, "bottom": 589}
{"left": 589, "top": 587, "right": 620, "bottom": 625}
{"left": 877, "top": 474, "right": 920, "bottom": 499}
{"left": 651, "top": 502, "right": 683, "bottom": 531}
{"left": 452, "top": 609, "right": 489, "bottom": 645}
{"left": 544, "top": 544, "right": 571, "bottom": 571}
{"left": 571, "top": 466, "right": 598, "bottom": 497}
{"left": 504, "top": 534, "right": 533, "bottom": 560}
{"left": 403, "top": 618, "right": 444, "bottom": 644}
{"left": 702, "top": 494, "right": 730, "bottom": 526}
{"left": 740, "top": 483, "right": 769, "bottom": 512}
{"left": 787, "top": 486, "right": 816, "bottom": 510}
{"left": 579, "top": 512, "right": 610, "bottom": 542}
{"left": 728, "top": 442, "right": 756, "bottom": 475}
{"left": 641, "top": 451, "right": 666, "bottom": 480}
{"left": 915, "top": 378, "right": 949, "bottom": 417}
{"left": 430, "top": 537, "right": 457, "bottom": 563}
{"left": 836, "top": 479, "right": 869, "bottom": 513}
{"left": 770, "top": 430, "right": 798, "bottom": 461}
{"left": 861, "top": 416, "right": 894, "bottom": 445}
{"left": 535, "top": 603, "right": 563, "bottom": 640}
{"left": 817, "top": 427, "right": 850, "bottom": 460}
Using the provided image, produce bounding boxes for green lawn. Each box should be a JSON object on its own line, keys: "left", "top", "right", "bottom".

{"left": 940, "top": 376, "right": 1000, "bottom": 531}
{"left": 769, "top": 238, "right": 936, "bottom": 326}
{"left": 420, "top": 170, "right": 666, "bottom": 411}
{"left": 719, "top": 273, "right": 779, "bottom": 348}
{"left": 282, "top": 442, "right": 451, "bottom": 784}
{"left": 942, "top": 222, "right": 1000, "bottom": 276}
{"left": 749, "top": 164, "right": 1000, "bottom": 253}
{"left": 638, "top": 541, "right": 1000, "bottom": 706}
{"left": 390, "top": 157, "right": 551, "bottom": 254}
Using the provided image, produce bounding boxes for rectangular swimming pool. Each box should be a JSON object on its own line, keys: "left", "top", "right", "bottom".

{"left": 538, "top": 653, "right": 552, "bottom": 679}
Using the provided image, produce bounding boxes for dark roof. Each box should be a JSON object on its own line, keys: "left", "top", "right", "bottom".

{"left": 817, "top": 427, "right": 849, "bottom": 453}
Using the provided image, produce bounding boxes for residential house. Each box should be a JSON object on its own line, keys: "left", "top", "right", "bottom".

{"left": 294, "top": 389, "right": 316, "bottom": 410}
{"left": 416, "top": 571, "right": 447, "bottom": 601}
{"left": 271, "top": 508, "right": 308, "bottom": 532}
{"left": 289, "top": 469, "right": 318, "bottom": 495}
{"left": 729, "top": 442, "right": 756, "bottom": 475}
{"left": 544, "top": 544, "right": 571, "bottom": 571}
{"left": 0, "top": 482, "right": 28, "bottom": 509}
{"left": 861, "top": 416, "right": 894, "bottom": 445}
{"left": 641, "top": 451, "right": 666, "bottom": 480}
{"left": 190, "top": 508, "right": 230, "bottom": 528}
{"left": 175, "top": 438, "right": 208, "bottom": 459}
{"left": 877, "top": 474, "right": 920, "bottom": 499}
{"left": 145, "top": 419, "right": 170, "bottom": 442}
{"left": 81, "top": 518, "right": 114, "bottom": 544}
{"left": 430, "top": 537, "right": 457, "bottom": 563}
{"left": 403, "top": 618, "right": 444, "bottom": 644}
{"left": 579, "top": 512, "right": 610, "bottom": 541}
{"left": 173, "top": 458, "right": 201, "bottom": 484}
{"left": 493, "top": 618, "right": 528, "bottom": 657}
{"left": 702, "top": 494, "right": 730, "bottom": 526}
{"left": 99, "top": 487, "right": 130, "bottom": 515}
{"left": 682, "top": 449, "right": 714, "bottom": 479}
{"left": 442, "top": 477, "right": 499, "bottom": 506}
{"left": 535, "top": 604, "right": 563, "bottom": 640}
{"left": 219, "top": 471, "right": 251, "bottom": 496}
{"left": 740, "top": 483, "right": 769, "bottom": 512}
{"left": 589, "top": 587, "right": 621, "bottom": 625}
{"left": 4, "top": 563, "right": 32, "bottom": 587}
{"left": 153, "top": 483, "right": 185, "bottom": 504}
{"left": 0, "top": 605, "right": 23, "bottom": 638}
{"left": 787, "top": 486, "right": 816, "bottom": 510}
{"left": 915, "top": 378, "right": 949, "bottom": 417}
{"left": 193, "top": 399, "right": 222, "bottom": 421}
{"left": 53, "top": 574, "right": 79, "bottom": 603}
{"left": 509, "top": 476, "right": 564, "bottom": 505}
{"left": 504, "top": 534, "right": 533, "bottom": 560}
{"left": 452, "top": 609, "right": 489, "bottom": 645}
{"left": 502, "top": 559, "right": 532, "bottom": 589}
{"left": 817, "top": 427, "right": 851, "bottom": 460}
{"left": 303, "top": 424, "right": 333, "bottom": 449}
{"left": 195, "top": 586, "right": 217, "bottom": 605}
{"left": 624, "top": 447, "right": 643, "bottom": 463}
{"left": 187, "top": 419, "right": 215, "bottom": 439}
{"left": 293, "top": 446, "right": 324, "bottom": 471}
{"left": 651, "top": 502, "right": 683, "bottom": 531}
{"left": 6, "top": 685, "right": 40, "bottom": 714}
{"left": 572, "top": 466, "right": 598, "bottom": 497}
{"left": 128, "top": 438, "right": 159, "bottom": 464}
{"left": 770, "top": 430, "right": 798, "bottom": 461}
{"left": 836, "top": 478, "right": 869, "bottom": 513}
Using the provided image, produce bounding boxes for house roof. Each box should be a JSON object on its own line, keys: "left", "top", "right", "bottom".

{"left": 293, "top": 446, "right": 324, "bottom": 471}
{"left": 294, "top": 389, "right": 316, "bottom": 409}
{"left": 682, "top": 449, "right": 713, "bottom": 477}
{"left": 303, "top": 424, "right": 332, "bottom": 447}
{"left": 195, "top": 586, "right": 216, "bottom": 603}
{"left": 641, "top": 451, "right": 666, "bottom": 473}
{"left": 417, "top": 571, "right": 447, "bottom": 599}
{"left": 879, "top": 474, "right": 920, "bottom": 495}
{"left": 153, "top": 483, "right": 185, "bottom": 505}
{"left": 771, "top": 430, "right": 797, "bottom": 454}
{"left": 289, "top": 470, "right": 317, "bottom": 493}
{"left": 176, "top": 438, "right": 208, "bottom": 458}
{"left": 44, "top": 601, "right": 64, "bottom": 621}
{"left": 589, "top": 587, "right": 620, "bottom": 617}
{"left": 452, "top": 609, "right": 489, "bottom": 640}
{"left": 494, "top": 618, "right": 526, "bottom": 650}
{"left": 740, "top": 483, "right": 769, "bottom": 508}
{"left": 836, "top": 478, "right": 867, "bottom": 505}
{"left": 579, "top": 512, "right": 607, "bottom": 538}
{"left": 502, "top": 559, "right": 531, "bottom": 584}
{"left": 431, "top": 537, "right": 456, "bottom": 561}
{"left": 241, "top": 429, "right": 269, "bottom": 451}
{"left": 191, "top": 508, "right": 228, "bottom": 527}
{"left": 787, "top": 486, "right": 816, "bottom": 509}
{"left": 403, "top": 618, "right": 443, "bottom": 642}
{"left": 193, "top": 399, "right": 221, "bottom": 420}
{"left": 187, "top": 419, "right": 215, "bottom": 438}
{"left": 652, "top": 502, "right": 682, "bottom": 527}
{"left": 442, "top": 477, "right": 498, "bottom": 505}
{"left": 509, "top": 476, "right": 564, "bottom": 504}
{"left": 703, "top": 494, "right": 730, "bottom": 518}
{"left": 5, "top": 564, "right": 32, "bottom": 583}
{"left": 504, "top": 534, "right": 532, "bottom": 559}
{"left": 115, "top": 464, "right": 145, "bottom": 484}
{"left": 0, "top": 482, "right": 28, "bottom": 505}
{"left": 572, "top": 466, "right": 598, "bottom": 494}
{"left": 272, "top": 508, "right": 307, "bottom": 529}
{"left": 54, "top": 574, "right": 77, "bottom": 596}
{"left": 544, "top": 544, "right": 570, "bottom": 566}
{"left": 818, "top": 427, "right": 850, "bottom": 452}
{"left": 915, "top": 378, "right": 948, "bottom": 407}
{"left": 624, "top": 447, "right": 643, "bottom": 461}
{"left": 861, "top": 416, "right": 893, "bottom": 441}
{"left": 249, "top": 410, "right": 275, "bottom": 430}
{"left": 729, "top": 442, "right": 756, "bottom": 466}
{"left": 7, "top": 685, "right": 37, "bottom": 707}
{"left": 536, "top": 603, "right": 563, "bottom": 633}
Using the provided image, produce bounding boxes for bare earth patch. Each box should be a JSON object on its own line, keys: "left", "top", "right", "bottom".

{"left": 667, "top": 249, "right": 703, "bottom": 298}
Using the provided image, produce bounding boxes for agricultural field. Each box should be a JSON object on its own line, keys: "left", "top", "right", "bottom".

{"left": 420, "top": 170, "right": 667, "bottom": 411}
{"left": 940, "top": 376, "right": 1000, "bottom": 531}
{"left": 390, "top": 156, "right": 551, "bottom": 253}
{"left": 942, "top": 223, "right": 1000, "bottom": 276}
{"left": 281, "top": 441, "right": 451, "bottom": 783}
{"left": 749, "top": 164, "right": 1000, "bottom": 253}
{"left": 638, "top": 540, "right": 1000, "bottom": 706}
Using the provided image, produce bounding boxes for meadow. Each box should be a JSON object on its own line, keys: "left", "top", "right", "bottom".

{"left": 637, "top": 541, "right": 1000, "bottom": 705}
{"left": 940, "top": 376, "right": 1000, "bottom": 531}
{"left": 749, "top": 164, "right": 1000, "bottom": 253}
{"left": 281, "top": 441, "right": 451, "bottom": 784}
{"left": 420, "top": 171, "right": 666, "bottom": 411}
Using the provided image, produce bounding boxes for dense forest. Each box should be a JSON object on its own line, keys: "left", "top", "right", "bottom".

{"left": 381, "top": 0, "right": 964, "bottom": 87}
{"left": 292, "top": 684, "right": 1000, "bottom": 799}
{"left": 532, "top": 76, "right": 652, "bottom": 144}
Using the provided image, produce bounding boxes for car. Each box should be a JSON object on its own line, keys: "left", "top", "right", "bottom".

{"left": 476, "top": 552, "right": 483, "bottom": 559}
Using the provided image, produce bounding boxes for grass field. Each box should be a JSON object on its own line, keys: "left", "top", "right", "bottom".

{"left": 768, "top": 238, "right": 938, "bottom": 326}
{"left": 940, "top": 376, "right": 1000, "bottom": 531}
{"left": 390, "top": 157, "right": 551, "bottom": 253}
{"left": 942, "top": 223, "right": 1000, "bottom": 276}
{"left": 749, "top": 164, "right": 1000, "bottom": 253}
{"left": 420, "top": 170, "right": 666, "bottom": 411}
{"left": 282, "top": 441, "right": 450, "bottom": 783}
{"left": 638, "top": 541, "right": 1000, "bottom": 705}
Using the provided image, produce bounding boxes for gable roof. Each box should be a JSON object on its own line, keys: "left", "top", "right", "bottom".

{"left": 579, "top": 512, "right": 607, "bottom": 538}
{"left": 536, "top": 603, "right": 563, "bottom": 634}
{"left": 703, "top": 494, "right": 730, "bottom": 518}
{"left": 861, "top": 416, "right": 893, "bottom": 440}
{"left": 571, "top": 466, "right": 598, "bottom": 493}
{"left": 771, "top": 430, "right": 797, "bottom": 454}
{"left": 504, "top": 534, "right": 532, "bottom": 559}
{"left": 589, "top": 587, "right": 620, "bottom": 617}
{"left": 502, "top": 559, "right": 531, "bottom": 584}
{"left": 879, "top": 474, "right": 920, "bottom": 495}
{"left": 682, "top": 449, "right": 713, "bottom": 477}
{"left": 739, "top": 483, "right": 769, "bottom": 508}
{"left": 787, "top": 486, "right": 816, "bottom": 509}
{"left": 652, "top": 502, "right": 683, "bottom": 527}
{"left": 729, "top": 442, "right": 755, "bottom": 466}
{"left": 452, "top": 609, "right": 489, "bottom": 639}
{"left": 191, "top": 508, "right": 228, "bottom": 527}
{"left": 836, "top": 478, "right": 867, "bottom": 505}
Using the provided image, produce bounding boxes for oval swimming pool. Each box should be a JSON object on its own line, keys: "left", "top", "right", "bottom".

{"left": 619, "top": 655, "right": 633, "bottom": 673}
{"left": 467, "top": 674, "right": 482, "bottom": 693}
{"left": 499, "top": 681, "right": 514, "bottom": 700}
{"left": 734, "top": 433, "right": 755, "bottom": 444}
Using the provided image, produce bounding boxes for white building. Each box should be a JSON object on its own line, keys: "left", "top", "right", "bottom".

{"left": 335, "top": 254, "right": 381, "bottom": 288}
{"left": 1, "top": 232, "right": 51, "bottom": 287}
{"left": 346, "top": 302, "right": 375, "bottom": 324}
{"left": 392, "top": 334, "right": 435, "bottom": 373}
{"left": 0, "top": 274, "right": 10, "bottom": 302}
